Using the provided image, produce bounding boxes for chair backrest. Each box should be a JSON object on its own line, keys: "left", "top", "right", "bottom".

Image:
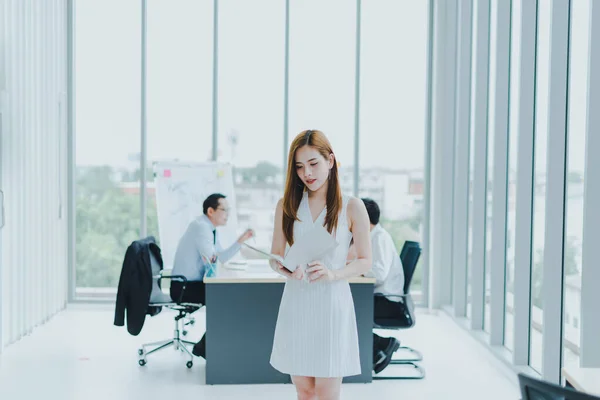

{"left": 518, "top": 373, "right": 600, "bottom": 400}
{"left": 149, "top": 250, "right": 173, "bottom": 304}
{"left": 400, "top": 241, "right": 421, "bottom": 295}
{"left": 400, "top": 241, "right": 419, "bottom": 263}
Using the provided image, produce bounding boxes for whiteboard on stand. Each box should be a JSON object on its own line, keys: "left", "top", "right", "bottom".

{"left": 153, "top": 161, "right": 239, "bottom": 269}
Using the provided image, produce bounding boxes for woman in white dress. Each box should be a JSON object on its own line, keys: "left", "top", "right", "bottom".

{"left": 269, "top": 129, "right": 372, "bottom": 400}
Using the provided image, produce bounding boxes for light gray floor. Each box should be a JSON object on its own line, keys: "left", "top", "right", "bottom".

{"left": 0, "top": 304, "right": 519, "bottom": 399}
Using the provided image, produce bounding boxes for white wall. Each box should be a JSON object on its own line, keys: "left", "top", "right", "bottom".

{"left": 0, "top": 0, "right": 69, "bottom": 350}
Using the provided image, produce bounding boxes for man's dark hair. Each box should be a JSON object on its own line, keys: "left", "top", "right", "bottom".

{"left": 203, "top": 193, "right": 226, "bottom": 215}
{"left": 361, "top": 198, "right": 380, "bottom": 225}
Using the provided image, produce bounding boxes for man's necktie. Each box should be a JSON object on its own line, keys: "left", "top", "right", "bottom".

{"left": 212, "top": 229, "right": 216, "bottom": 244}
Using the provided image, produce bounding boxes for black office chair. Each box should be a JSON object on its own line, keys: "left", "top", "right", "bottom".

{"left": 400, "top": 240, "right": 420, "bottom": 297}
{"left": 137, "top": 251, "right": 204, "bottom": 369}
{"left": 373, "top": 241, "right": 425, "bottom": 380}
{"left": 518, "top": 373, "right": 600, "bottom": 399}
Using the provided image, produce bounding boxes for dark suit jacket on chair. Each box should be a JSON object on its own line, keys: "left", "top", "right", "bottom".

{"left": 114, "top": 236, "right": 163, "bottom": 336}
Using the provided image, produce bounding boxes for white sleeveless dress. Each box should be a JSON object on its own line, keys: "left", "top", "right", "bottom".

{"left": 270, "top": 192, "right": 361, "bottom": 378}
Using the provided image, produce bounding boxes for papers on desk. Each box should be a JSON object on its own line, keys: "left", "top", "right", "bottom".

{"left": 222, "top": 260, "right": 248, "bottom": 270}
{"left": 243, "top": 224, "right": 338, "bottom": 272}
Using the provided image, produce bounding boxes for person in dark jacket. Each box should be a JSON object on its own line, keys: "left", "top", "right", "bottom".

{"left": 114, "top": 236, "right": 162, "bottom": 336}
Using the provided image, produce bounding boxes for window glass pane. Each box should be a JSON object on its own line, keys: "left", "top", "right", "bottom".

{"left": 563, "top": 0, "right": 589, "bottom": 371}
{"left": 217, "top": 0, "right": 285, "bottom": 253}
{"left": 146, "top": 0, "right": 214, "bottom": 255}
{"left": 484, "top": 0, "right": 499, "bottom": 333}
{"left": 288, "top": 0, "right": 356, "bottom": 193}
{"left": 359, "top": 0, "right": 428, "bottom": 293}
{"left": 505, "top": 0, "right": 522, "bottom": 352}
{"left": 75, "top": 0, "right": 141, "bottom": 293}
{"left": 529, "top": 0, "right": 552, "bottom": 373}
{"left": 467, "top": 0, "right": 480, "bottom": 319}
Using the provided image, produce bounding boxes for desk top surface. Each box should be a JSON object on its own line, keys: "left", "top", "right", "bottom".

{"left": 562, "top": 366, "right": 600, "bottom": 395}
{"left": 204, "top": 259, "right": 376, "bottom": 284}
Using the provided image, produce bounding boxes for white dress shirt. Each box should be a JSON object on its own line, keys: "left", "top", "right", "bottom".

{"left": 364, "top": 224, "right": 405, "bottom": 300}
{"left": 171, "top": 214, "right": 241, "bottom": 281}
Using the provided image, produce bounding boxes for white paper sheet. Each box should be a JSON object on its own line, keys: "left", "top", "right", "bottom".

{"left": 243, "top": 224, "right": 338, "bottom": 272}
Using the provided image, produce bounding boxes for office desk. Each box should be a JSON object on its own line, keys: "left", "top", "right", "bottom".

{"left": 204, "top": 260, "right": 375, "bottom": 385}
{"left": 563, "top": 366, "right": 600, "bottom": 396}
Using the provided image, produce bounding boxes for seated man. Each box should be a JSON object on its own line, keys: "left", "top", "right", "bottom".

{"left": 171, "top": 193, "right": 254, "bottom": 358}
{"left": 347, "top": 198, "right": 405, "bottom": 374}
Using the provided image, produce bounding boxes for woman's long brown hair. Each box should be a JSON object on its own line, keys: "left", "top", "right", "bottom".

{"left": 282, "top": 130, "right": 342, "bottom": 246}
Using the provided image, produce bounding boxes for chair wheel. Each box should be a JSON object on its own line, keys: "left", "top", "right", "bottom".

{"left": 183, "top": 330, "right": 188, "bottom": 336}
{"left": 186, "top": 361, "right": 193, "bottom": 369}
{"left": 138, "top": 349, "right": 144, "bottom": 356}
{"left": 139, "top": 359, "right": 147, "bottom": 366}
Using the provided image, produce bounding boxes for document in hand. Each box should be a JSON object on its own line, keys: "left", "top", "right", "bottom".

{"left": 243, "top": 224, "right": 338, "bottom": 272}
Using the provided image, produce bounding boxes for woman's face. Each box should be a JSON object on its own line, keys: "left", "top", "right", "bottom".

{"left": 295, "top": 145, "right": 333, "bottom": 192}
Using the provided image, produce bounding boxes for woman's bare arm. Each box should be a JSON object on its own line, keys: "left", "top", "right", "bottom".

{"left": 270, "top": 199, "right": 293, "bottom": 278}
{"left": 330, "top": 197, "right": 372, "bottom": 280}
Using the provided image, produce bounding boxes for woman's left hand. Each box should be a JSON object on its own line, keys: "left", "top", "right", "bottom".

{"left": 306, "top": 260, "right": 337, "bottom": 283}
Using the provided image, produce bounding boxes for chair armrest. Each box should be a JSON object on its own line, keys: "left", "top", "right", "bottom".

{"left": 156, "top": 273, "right": 189, "bottom": 304}
{"left": 157, "top": 273, "right": 188, "bottom": 283}
{"left": 374, "top": 293, "right": 415, "bottom": 312}
{"left": 375, "top": 293, "right": 408, "bottom": 301}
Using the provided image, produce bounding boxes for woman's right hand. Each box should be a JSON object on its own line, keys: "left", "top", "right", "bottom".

{"left": 270, "top": 260, "right": 304, "bottom": 280}
{"left": 270, "top": 259, "right": 292, "bottom": 278}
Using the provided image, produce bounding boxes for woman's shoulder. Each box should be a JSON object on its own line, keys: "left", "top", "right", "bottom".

{"left": 345, "top": 196, "right": 368, "bottom": 218}
{"left": 344, "top": 195, "right": 362, "bottom": 210}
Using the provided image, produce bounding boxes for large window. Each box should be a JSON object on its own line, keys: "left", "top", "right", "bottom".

{"left": 72, "top": 2, "right": 430, "bottom": 298}
{"left": 288, "top": 0, "right": 356, "bottom": 192}
{"left": 217, "top": 0, "right": 285, "bottom": 254}
{"left": 504, "top": 0, "right": 522, "bottom": 353}
{"left": 358, "top": 0, "right": 428, "bottom": 292}
{"left": 439, "top": 0, "right": 597, "bottom": 380}
{"left": 562, "top": 0, "right": 590, "bottom": 370}
{"left": 75, "top": 1, "right": 142, "bottom": 293}
{"left": 530, "top": 0, "right": 552, "bottom": 373}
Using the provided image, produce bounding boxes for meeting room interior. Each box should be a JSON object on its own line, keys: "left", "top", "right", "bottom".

{"left": 1, "top": 1, "right": 600, "bottom": 399}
